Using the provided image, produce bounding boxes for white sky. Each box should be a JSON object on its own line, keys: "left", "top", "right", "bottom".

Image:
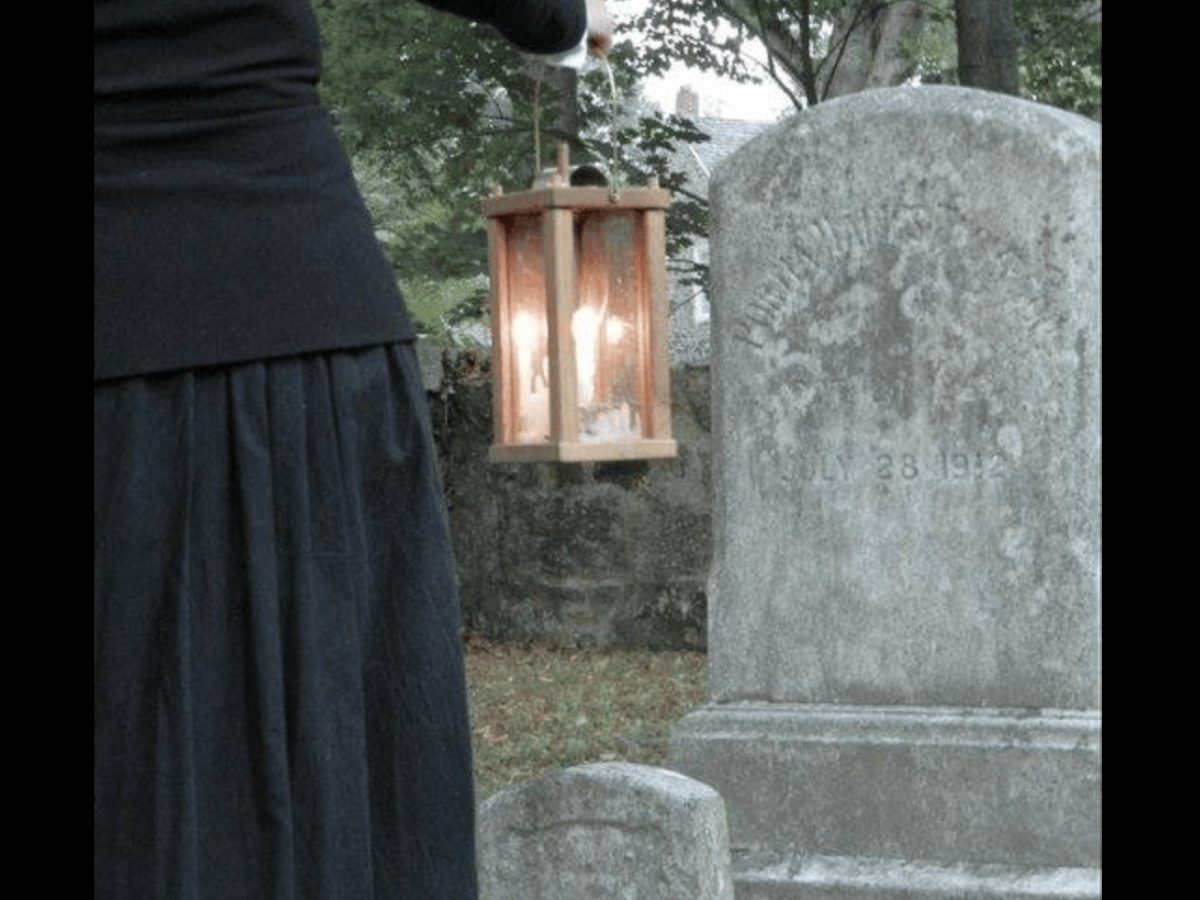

{"left": 607, "top": 0, "right": 794, "bottom": 122}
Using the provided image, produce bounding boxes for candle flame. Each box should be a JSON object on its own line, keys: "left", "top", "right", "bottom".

{"left": 511, "top": 311, "right": 550, "bottom": 442}
{"left": 572, "top": 295, "right": 608, "bottom": 408}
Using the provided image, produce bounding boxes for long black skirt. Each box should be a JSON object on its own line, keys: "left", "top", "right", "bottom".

{"left": 94, "top": 343, "right": 478, "bottom": 899}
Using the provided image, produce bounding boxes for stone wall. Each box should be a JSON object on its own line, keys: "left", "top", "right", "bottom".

{"left": 425, "top": 346, "right": 713, "bottom": 650}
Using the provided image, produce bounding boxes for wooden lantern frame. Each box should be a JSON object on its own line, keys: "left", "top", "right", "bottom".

{"left": 480, "top": 151, "right": 677, "bottom": 463}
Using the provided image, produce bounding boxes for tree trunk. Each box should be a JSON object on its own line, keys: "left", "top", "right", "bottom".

{"left": 716, "top": 0, "right": 931, "bottom": 108}
{"left": 955, "top": 0, "right": 1018, "bottom": 94}
{"left": 822, "top": 1, "right": 929, "bottom": 100}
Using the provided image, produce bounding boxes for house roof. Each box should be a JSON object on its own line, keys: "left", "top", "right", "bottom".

{"left": 673, "top": 116, "right": 776, "bottom": 195}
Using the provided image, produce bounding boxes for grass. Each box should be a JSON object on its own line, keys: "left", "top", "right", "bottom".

{"left": 464, "top": 634, "right": 708, "bottom": 803}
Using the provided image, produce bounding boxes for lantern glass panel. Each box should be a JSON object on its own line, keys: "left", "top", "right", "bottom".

{"left": 574, "top": 209, "right": 647, "bottom": 443}
{"left": 504, "top": 214, "right": 552, "bottom": 445}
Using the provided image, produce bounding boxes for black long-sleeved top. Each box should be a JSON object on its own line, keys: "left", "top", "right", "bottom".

{"left": 94, "top": 0, "right": 586, "bottom": 380}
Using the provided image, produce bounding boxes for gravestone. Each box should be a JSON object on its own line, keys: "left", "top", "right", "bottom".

{"left": 669, "top": 86, "right": 1100, "bottom": 898}
{"left": 476, "top": 762, "right": 734, "bottom": 900}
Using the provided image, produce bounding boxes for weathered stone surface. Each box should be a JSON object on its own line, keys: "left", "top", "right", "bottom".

{"left": 672, "top": 704, "right": 1100, "bottom": 868}
{"left": 477, "top": 762, "right": 734, "bottom": 900}
{"left": 732, "top": 856, "right": 1101, "bottom": 900}
{"left": 430, "top": 352, "right": 712, "bottom": 650}
{"left": 670, "top": 85, "right": 1100, "bottom": 899}
{"left": 705, "top": 85, "right": 1100, "bottom": 709}
{"left": 414, "top": 339, "right": 445, "bottom": 393}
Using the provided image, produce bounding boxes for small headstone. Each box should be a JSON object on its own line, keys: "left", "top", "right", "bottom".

{"left": 476, "top": 762, "right": 734, "bottom": 900}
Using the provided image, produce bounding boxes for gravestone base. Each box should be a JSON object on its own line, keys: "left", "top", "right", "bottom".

{"left": 671, "top": 703, "right": 1099, "bottom": 900}
{"left": 731, "top": 856, "right": 1099, "bottom": 900}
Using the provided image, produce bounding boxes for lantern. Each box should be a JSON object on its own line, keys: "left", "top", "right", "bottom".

{"left": 481, "top": 145, "right": 677, "bottom": 462}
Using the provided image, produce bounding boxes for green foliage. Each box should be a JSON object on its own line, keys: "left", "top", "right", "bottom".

{"left": 907, "top": 1, "right": 1101, "bottom": 119}
{"left": 628, "top": 1, "right": 1098, "bottom": 117}
{"left": 629, "top": 1, "right": 946, "bottom": 108}
{"left": 314, "top": 0, "right": 718, "bottom": 335}
{"left": 1013, "top": 0, "right": 1101, "bottom": 120}
{"left": 900, "top": 1, "right": 959, "bottom": 86}
{"left": 347, "top": 149, "right": 488, "bottom": 339}
{"left": 315, "top": 0, "right": 561, "bottom": 334}
{"left": 610, "top": 109, "right": 713, "bottom": 290}
{"left": 315, "top": 0, "right": 526, "bottom": 193}
{"left": 314, "top": 0, "right": 1098, "bottom": 340}
{"left": 626, "top": 0, "right": 762, "bottom": 84}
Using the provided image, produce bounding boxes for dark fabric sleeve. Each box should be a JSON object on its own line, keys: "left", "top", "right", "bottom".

{"left": 419, "top": 0, "right": 587, "bottom": 54}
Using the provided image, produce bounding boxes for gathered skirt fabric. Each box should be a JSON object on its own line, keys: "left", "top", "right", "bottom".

{"left": 94, "top": 342, "right": 478, "bottom": 900}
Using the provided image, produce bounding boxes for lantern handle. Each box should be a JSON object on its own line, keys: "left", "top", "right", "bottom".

{"left": 532, "top": 67, "right": 544, "bottom": 187}
{"left": 531, "top": 53, "right": 625, "bottom": 195}
{"left": 598, "top": 53, "right": 623, "bottom": 196}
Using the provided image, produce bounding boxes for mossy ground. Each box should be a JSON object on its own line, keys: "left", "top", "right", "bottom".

{"left": 464, "top": 634, "right": 708, "bottom": 803}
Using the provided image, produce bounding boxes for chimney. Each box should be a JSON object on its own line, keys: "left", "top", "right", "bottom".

{"left": 676, "top": 86, "right": 699, "bottom": 117}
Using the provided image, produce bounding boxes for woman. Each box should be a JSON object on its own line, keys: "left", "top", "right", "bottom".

{"left": 94, "top": 2, "right": 612, "bottom": 897}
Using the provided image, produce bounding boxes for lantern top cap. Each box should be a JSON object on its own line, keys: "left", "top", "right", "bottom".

{"left": 479, "top": 182, "right": 671, "bottom": 217}
{"left": 481, "top": 141, "right": 670, "bottom": 216}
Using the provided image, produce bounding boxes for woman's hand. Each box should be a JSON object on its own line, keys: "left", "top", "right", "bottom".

{"left": 585, "top": 0, "right": 615, "bottom": 58}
